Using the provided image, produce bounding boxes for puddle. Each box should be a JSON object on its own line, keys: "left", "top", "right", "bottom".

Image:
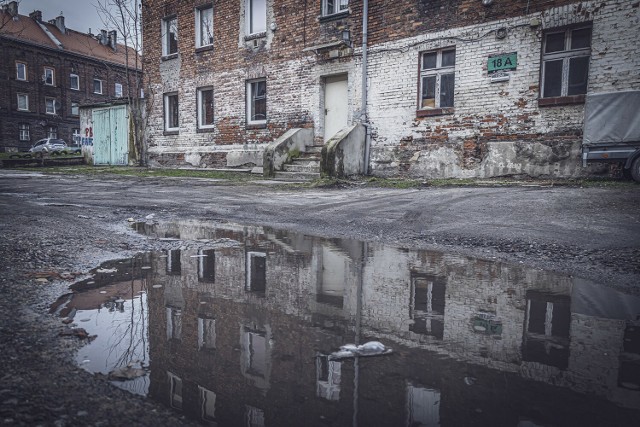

{"left": 51, "top": 221, "right": 640, "bottom": 426}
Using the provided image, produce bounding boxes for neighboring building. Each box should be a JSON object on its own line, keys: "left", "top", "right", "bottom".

{"left": 0, "top": 1, "right": 142, "bottom": 152}
{"left": 142, "top": 0, "right": 639, "bottom": 179}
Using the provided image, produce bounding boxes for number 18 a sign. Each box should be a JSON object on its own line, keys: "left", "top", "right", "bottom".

{"left": 488, "top": 52, "right": 517, "bottom": 73}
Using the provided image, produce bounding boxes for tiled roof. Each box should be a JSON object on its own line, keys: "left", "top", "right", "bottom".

{"left": 0, "top": 11, "right": 141, "bottom": 70}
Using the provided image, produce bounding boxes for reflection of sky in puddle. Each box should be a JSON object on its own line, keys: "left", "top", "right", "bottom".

{"left": 50, "top": 221, "right": 640, "bottom": 427}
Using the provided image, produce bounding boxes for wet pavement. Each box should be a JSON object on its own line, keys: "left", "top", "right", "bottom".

{"left": 49, "top": 220, "right": 640, "bottom": 426}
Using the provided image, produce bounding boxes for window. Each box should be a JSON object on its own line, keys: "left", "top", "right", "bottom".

{"left": 316, "top": 355, "right": 341, "bottom": 401}
{"left": 162, "top": 16, "right": 178, "bottom": 56}
{"left": 17, "top": 93, "right": 28, "bottom": 111}
{"left": 246, "top": 80, "right": 266, "bottom": 125}
{"left": 44, "top": 67, "right": 54, "bottom": 85}
{"left": 541, "top": 25, "right": 591, "bottom": 98}
{"left": 93, "top": 79, "right": 103, "bottom": 94}
{"left": 16, "top": 62, "right": 27, "bottom": 81}
{"left": 19, "top": 124, "right": 30, "bottom": 141}
{"left": 72, "top": 128, "right": 81, "bottom": 145}
{"left": 196, "top": 5, "right": 213, "bottom": 48}
{"left": 70, "top": 74, "right": 79, "bottom": 90}
{"left": 197, "top": 87, "right": 214, "bottom": 128}
{"left": 322, "top": 0, "right": 349, "bottom": 16}
{"left": 198, "top": 387, "right": 217, "bottom": 423}
{"left": 115, "top": 82, "right": 123, "bottom": 98}
{"left": 45, "top": 97, "right": 56, "bottom": 114}
{"left": 198, "top": 317, "right": 216, "bottom": 350}
{"left": 71, "top": 102, "right": 79, "bottom": 116}
{"left": 198, "top": 248, "right": 215, "bottom": 281}
{"left": 167, "top": 372, "right": 183, "bottom": 410}
{"left": 245, "top": 251, "right": 266, "bottom": 293}
{"left": 166, "top": 307, "right": 182, "bottom": 340}
{"left": 419, "top": 48, "right": 455, "bottom": 110}
{"left": 166, "top": 249, "right": 181, "bottom": 273}
{"left": 164, "top": 93, "right": 179, "bottom": 131}
{"left": 47, "top": 126, "right": 57, "bottom": 139}
{"left": 246, "top": 0, "right": 266, "bottom": 35}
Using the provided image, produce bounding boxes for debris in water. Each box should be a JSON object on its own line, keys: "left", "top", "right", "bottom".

{"left": 329, "top": 341, "right": 392, "bottom": 360}
{"left": 108, "top": 363, "right": 147, "bottom": 381}
{"left": 96, "top": 268, "right": 117, "bottom": 273}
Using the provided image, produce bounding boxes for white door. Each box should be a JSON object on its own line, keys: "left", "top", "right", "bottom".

{"left": 324, "top": 75, "right": 348, "bottom": 142}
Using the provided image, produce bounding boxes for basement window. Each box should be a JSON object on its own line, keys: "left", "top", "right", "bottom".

{"left": 162, "top": 16, "right": 178, "bottom": 56}
{"left": 246, "top": 79, "right": 266, "bottom": 126}
{"left": 164, "top": 93, "right": 179, "bottom": 132}
{"left": 196, "top": 5, "right": 214, "bottom": 48}
{"left": 419, "top": 48, "right": 455, "bottom": 112}
{"left": 541, "top": 25, "right": 591, "bottom": 99}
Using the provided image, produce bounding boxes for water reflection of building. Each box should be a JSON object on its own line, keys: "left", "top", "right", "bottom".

{"left": 140, "top": 221, "right": 640, "bottom": 426}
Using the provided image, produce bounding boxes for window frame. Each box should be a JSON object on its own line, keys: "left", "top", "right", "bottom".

{"left": 46, "top": 125, "right": 58, "bottom": 139}
{"left": 164, "top": 92, "right": 179, "bottom": 132}
{"left": 44, "top": 66, "right": 55, "bottom": 86}
{"left": 246, "top": 79, "right": 267, "bottom": 126}
{"left": 540, "top": 24, "right": 592, "bottom": 100}
{"left": 115, "top": 82, "right": 123, "bottom": 98}
{"left": 195, "top": 4, "right": 214, "bottom": 49}
{"left": 19, "top": 123, "right": 30, "bottom": 141}
{"left": 162, "top": 15, "right": 178, "bottom": 56}
{"left": 197, "top": 87, "right": 215, "bottom": 129}
{"left": 71, "top": 102, "right": 79, "bottom": 116}
{"left": 417, "top": 47, "right": 456, "bottom": 114}
{"left": 246, "top": 0, "right": 266, "bottom": 36}
{"left": 321, "top": 0, "right": 349, "bottom": 17}
{"left": 45, "top": 97, "right": 56, "bottom": 115}
{"left": 69, "top": 73, "right": 79, "bottom": 90}
{"left": 16, "top": 62, "right": 27, "bottom": 81}
{"left": 17, "top": 93, "right": 29, "bottom": 111}
{"left": 93, "top": 78, "right": 103, "bottom": 94}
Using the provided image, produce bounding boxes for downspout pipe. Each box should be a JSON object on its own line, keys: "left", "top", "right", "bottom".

{"left": 361, "top": 0, "right": 371, "bottom": 175}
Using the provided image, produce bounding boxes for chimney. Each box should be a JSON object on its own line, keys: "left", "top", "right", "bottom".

{"left": 100, "top": 29, "right": 108, "bottom": 45}
{"left": 108, "top": 30, "right": 117, "bottom": 51}
{"left": 29, "top": 10, "right": 42, "bottom": 22}
{"left": 54, "top": 15, "right": 66, "bottom": 34}
{"left": 5, "top": 1, "right": 18, "bottom": 16}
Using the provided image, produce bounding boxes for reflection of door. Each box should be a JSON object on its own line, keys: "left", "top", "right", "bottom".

{"left": 324, "top": 75, "right": 348, "bottom": 142}
{"left": 93, "top": 106, "right": 128, "bottom": 165}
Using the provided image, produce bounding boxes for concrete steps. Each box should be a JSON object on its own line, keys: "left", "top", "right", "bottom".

{"left": 274, "top": 145, "right": 323, "bottom": 181}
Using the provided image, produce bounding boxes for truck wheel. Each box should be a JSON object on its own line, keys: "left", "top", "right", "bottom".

{"left": 631, "top": 156, "right": 640, "bottom": 183}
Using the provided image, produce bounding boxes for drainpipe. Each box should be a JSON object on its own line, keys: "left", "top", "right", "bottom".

{"left": 361, "top": 0, "right": 371, "bottom": 175}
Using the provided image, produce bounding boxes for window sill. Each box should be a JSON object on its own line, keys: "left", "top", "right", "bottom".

{"left": 195, "top": 45, "right": 214, "bottom": 53}
{"left": 163, "top": 130, "right": 179, "bottom": 136}
{"left": 416, "top": 108, "right": 454, "bottom": 118}
{"left": 245, "top": 32, "right": 266, "bottom": 41}
{"left": 161, "top": 53, "right": 178, "bottom": 61}
{"left": 318, "top": 10, "right": 350, "bottom": 23}
{"left": 246, "top": 122, "right": 267, "bottom": 130}
{"left": 197, "top": 126, "right": 215, "bottom": 133}
{"left": 538, "top": 94, "right": 585, "bottom": 107}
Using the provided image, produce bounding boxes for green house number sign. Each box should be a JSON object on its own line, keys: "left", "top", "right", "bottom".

{"left": 488, "top": 52, "right": 517, "bottom": 73}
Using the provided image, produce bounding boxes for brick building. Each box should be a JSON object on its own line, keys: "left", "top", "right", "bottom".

{"left": 0, "top": 1, "right": 141, "bottom": 152}
{"left": 142, "top": 0, "right": 639, "bottom": 178}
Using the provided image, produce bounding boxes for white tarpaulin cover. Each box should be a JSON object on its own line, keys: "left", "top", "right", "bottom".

{"left": 583, "top": 90, "right": 640, "bottom": 146}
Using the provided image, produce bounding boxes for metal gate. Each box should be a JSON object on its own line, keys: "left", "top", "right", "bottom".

{"left": 92, "top": 105, "right": 128, "bottom": 165}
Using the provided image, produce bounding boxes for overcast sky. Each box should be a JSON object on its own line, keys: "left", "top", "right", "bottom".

{"left": 17, "top": 0, "right": 126, "bottom": 36}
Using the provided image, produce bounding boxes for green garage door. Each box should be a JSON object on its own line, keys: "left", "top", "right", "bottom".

{"left": 93, "top": 106, "right": 128, "bottom": 165}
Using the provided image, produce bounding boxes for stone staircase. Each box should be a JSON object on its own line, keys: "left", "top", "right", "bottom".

{"left": 273, "top": 145, "right": 323, "bottom": 181}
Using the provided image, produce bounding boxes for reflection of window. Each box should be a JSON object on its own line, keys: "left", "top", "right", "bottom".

{"left": 419, "top": 48, "right": 455, "bottom": 109}
{"left": 198, "top": 317, "right": 216, "bottom": 350}
{"left": 410, "top": 274, "right": 445, "bottom": 339}
{"left": 522, "top": 291, "right": 571, "bottom": 369}
{"left": 246, "top": 79, "right": 266, "bottom": 125}
{"left": 166, "top": 307, "right": 182, "bottom": 340}
{"left": 199, "top": 386, "right": 217, "bottom": 423}
{"left": 168, "top": 372, "right": 183, "bottom": 410}
{"left": 317, "top": 246, "right": 347, "bottom": 308}
{"left": 167, "top": 249, "right": 181, "bottom": 274}
{"left": 541, "top": 25, "right": 591, "bottom": 98}
{"left": 246, "top": 0, "right": 266, "bottom": 35}
{"left": 618, "top": 322, "right": 640, "bottom": 391}
{"left": 163, "top": 16, "right": 178, "bottom": 55}
{"left": 243, "top": 329, "right": 266, "bottom": 377}
{"left": 406, "top": 383, "right": 441, "bottom": 427}
{"left": 197, "top": 87, "right": 215, "bottom": 129}
{"left": 198, "top": 249, "right": 216, "bottom": 282}
{"left": 245, "top": 405, "right": 265, "bottom": 427}
{"left": 196, "top": 5, "right": 214, "bottom": 48}
{"left": 245, "top": 251, "right": 266, "bottom": 294}
{"left": 316, "top": 355, "right": 341, "bottom": 401}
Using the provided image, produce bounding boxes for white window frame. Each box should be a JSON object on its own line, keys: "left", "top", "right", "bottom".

{"left": 115, "top": 82, "right": 123, "bottom": 98}
{"left": 45, "top": 97, "right": 56, "bottom": 115}
{"left": 70, "top": 73, "right": 79, "bottom": 90}
{"left": 164, "top": 92, "right": 179, "bottom": 131}
{"left": 17, "top": 93, "right": 29, "bottom": 111}
{"left": 19, "top": 123, "right": 30, "bottom": 141}
{"left": 322, "top": 0, "right": 349, "bottom": 16}
{"left": 246, "top": 0, "right": 266, "bottom": 36}
{"left": 71, "top": 102, "right": 79, "bottom": 116}
{"left": 419, "top": 48, "right": 456, "bottom": 110}
{"left": 44, "top": 67, "right": 54, "bottom": 86}
{"left": 246, "top": 79, "right": 266, "bottom": 125}
{"left": 541, "top": 25, "right": 591, "bottom": 98}
{"left": 198, "top": 386, "right": 217, "bottom": 423}
{"left": 195, "top": 5, "right": 214, "bottom": 48}
{"left": 162, "top": 16, "right": 178, "bottom": 56}
{"left": 167, "top": 372, "right": 183, "bottom": 410}
{"left": 93, "top": 78, "right": 103, "bottom": 94}
{"left": 197, "top": 87, "right": 215, "bottom": 129}
{"left": 72, "top": 128, "right": 81, "bottom": 145}
{"left": 16, "top": 62, "right": 27, "bottom": 81}
{"left": 47, "top": 126, "right": 57, "bottom": 139}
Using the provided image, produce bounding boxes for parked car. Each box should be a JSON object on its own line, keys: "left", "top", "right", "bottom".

{"left": 29, "top": 138, "right": 68, "bottom": 154}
